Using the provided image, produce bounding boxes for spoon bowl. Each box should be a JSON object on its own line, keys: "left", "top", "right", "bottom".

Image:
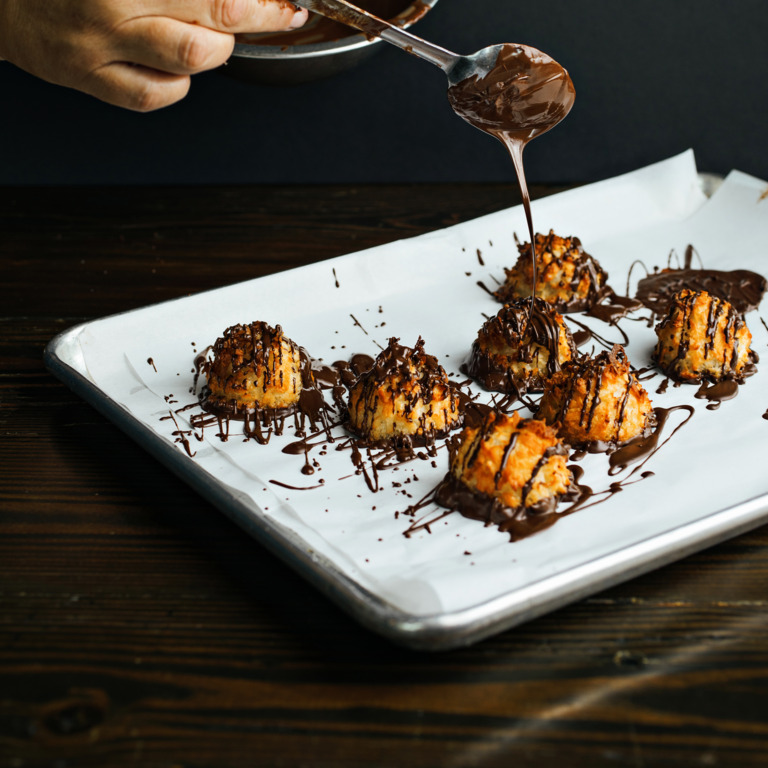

{"left": 446, "top": 43, "right": 576, "bottom": 141}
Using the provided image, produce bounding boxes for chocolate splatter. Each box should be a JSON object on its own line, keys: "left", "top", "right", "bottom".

{"left": 634, "top": 245, "right": 766, "bottom": 318}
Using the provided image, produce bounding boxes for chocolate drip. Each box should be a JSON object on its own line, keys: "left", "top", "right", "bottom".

{"left": 635, "top": 245, "right": 766, "bottom": 318}
{"left": 607, "top": 405, "right": 695, "bottom": 476}
{"left": 348, "top": 433, "right": 442, "bottom": 493}
{"left": 585, "top": 293, "right": 645, "bottom": 325}
{"left": 495, "top": 431, "right": 520, "bottom": 486}
{"left": 331, "top": 353, "right": 375, "bottom": 389}
{"left": 192, "top": 345, "right": 212, "bottom": 394}
{"left": 448, "top": 45, "right": 574, "bottom": 306}
{"left": 164, "top": 409, "right": 198, "bottom": 458}
{"left": 403, "top": 466, "right": 588, "bottom": 543}
{"left": 309, "top": 359, "right": 349, "bottom": 411}
{"left": 476, "top": 280, "right": 498, "bottom": 298}
{"left": 694, "top": 379, "right": 741, "bottom": 411}
{"left": 432, "top": 472, "right": 567, "bottom": 542}
{"left": 455, "top": 389, "right": 501, "bottom": 430}
{"left": 291, "top": 427, "right": 444, "bottom": 495}
{"left": 567, "top": 317, "right": 630, "bottom": 352}
{"left": 280, "top": 339, "right": 458, "bottom": 492}
{"left": 270, "top": 478, "right": 325, "bottom": 491}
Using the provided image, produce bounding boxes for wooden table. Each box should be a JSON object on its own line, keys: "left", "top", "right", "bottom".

{"left": 2, "top": 184, "right": 768, "bottom": 767}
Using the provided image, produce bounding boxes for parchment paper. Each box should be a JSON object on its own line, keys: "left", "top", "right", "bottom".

{"left": 74, "top": 151, "right": 768, "bottom": 617}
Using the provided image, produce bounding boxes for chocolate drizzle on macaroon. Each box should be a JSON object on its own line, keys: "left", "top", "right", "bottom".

{"left": 495, "top": 230, "right": 609, "bottom": 313}
{"left": 429, "top": 411, "right": 574, "bottom": 541}
{"left": 194, "top": 321, "right": 335, "bottom": 444}
{"left": 537, "top": 345, "right": 656, "bottom": 452}
{"left": 652, "top": 289, "right": 757, "bottom": 408}
{"left": 463, "top": 297, "right": 575, "bottom": 395}
{"left": 346, "top": 337, "right": 462, "bottom": 450}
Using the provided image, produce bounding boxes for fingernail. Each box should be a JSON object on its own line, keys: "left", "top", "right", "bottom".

{"left": 288, "top": 8, "right": 309, "bottom": 30}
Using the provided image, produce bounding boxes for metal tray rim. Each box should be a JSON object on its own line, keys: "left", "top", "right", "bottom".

{"left": 45, "top": 316, "right": 768, "bottom": 651}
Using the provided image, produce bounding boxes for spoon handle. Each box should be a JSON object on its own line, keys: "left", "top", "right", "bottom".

{"left": 293, "top": 0, "right": 458, "bottom": 71}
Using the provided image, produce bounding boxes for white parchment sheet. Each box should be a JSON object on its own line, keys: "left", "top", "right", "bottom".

{"left": 74, "top": 151, "right": 768, "bottom": 617}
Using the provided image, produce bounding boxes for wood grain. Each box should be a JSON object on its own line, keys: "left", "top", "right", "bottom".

{"left": 2, "top": 184, "right": 768, "bottom": 767}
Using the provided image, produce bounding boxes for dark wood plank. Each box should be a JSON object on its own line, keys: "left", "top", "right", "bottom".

{"left": 2, "top": 185, "right": 768, "bottom": 767}
{"left": 1, "top": 184, "right": 554, "bottom": 316}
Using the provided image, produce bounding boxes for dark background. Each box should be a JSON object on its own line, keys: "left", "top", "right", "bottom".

{"left": 2, "top": 0, "right": 767, "bottom": 186}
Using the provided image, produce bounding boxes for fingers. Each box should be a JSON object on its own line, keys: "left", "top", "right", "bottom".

{"left": 85, "top": 2, "right": 310, "bottom": 111}
{"left": 75, "top": 1, "right": 309, "bottom": 112}
{"left": 5, "top": 0, "right": 309, "bottom": 111}
{"left": 115, "top": 17, "right": 235, "bottom": 75}
{"left": 140, "top": 0, "right": 309, "bottom": 34}
{"left": 79, "top": 61, "right": 191, "bottom": 111}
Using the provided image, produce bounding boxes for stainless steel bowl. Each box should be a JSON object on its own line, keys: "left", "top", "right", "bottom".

{"left": 226, "top": 0, "right": 440, "bottom": 85}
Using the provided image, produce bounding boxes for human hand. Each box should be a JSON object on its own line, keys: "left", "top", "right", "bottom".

{"left": 0, "top": 0, "right": 308, "bottom": 111}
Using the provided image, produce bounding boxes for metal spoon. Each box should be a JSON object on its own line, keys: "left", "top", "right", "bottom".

{"left": 294, "top": 0, "right": 491, "bottom": 82}
{"left": 295, "top": 0, "right": 573, "bottom": 119}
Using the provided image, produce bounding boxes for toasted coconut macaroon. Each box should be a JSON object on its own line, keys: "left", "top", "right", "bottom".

{"left": 652, "top": 288, "right": 755, "bottom": 382}
{"left": 537, "top": 345, "right": 655, "bottom": 450}
{"left": 347, "top": 337, "right": 461, "bottom": 443}
{"left": 494, "top": 230, "right": 608, "bottom": 312}
{"left": 201, "top": 321, "right": 306, "bottom": 415}
{"left": 464, "top": 297, "right": 576, "bottom": 394}
{"left": 435, "top": 411, "right": 572, "bottom": 539}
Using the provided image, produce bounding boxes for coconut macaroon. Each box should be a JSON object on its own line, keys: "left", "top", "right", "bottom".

{"left": 537, "top": 345, "right": 655, "bottom": 449}
{"left": 200, "top": 321, "right": 307, "bottom": 414}
{"left": 347, "top": 337, "right": 461, "bottom": 443}
{"left": 653, "top": 288, "right": 754, "bottom": 382}
{"left": 464, "top": 298, "right": 576, "bottom": 394}
{"left": 435, "top": 411, "right": 572, "bottom": 536}
{"left": 494, "top": 230, "right": 608, "bottom": 312}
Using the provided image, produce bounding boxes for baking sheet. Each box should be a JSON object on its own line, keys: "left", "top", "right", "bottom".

{"left": 46, "top": 151, "right": 768, "bottom": 649}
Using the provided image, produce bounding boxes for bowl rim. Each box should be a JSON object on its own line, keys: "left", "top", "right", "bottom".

{"left": 232, "top": 0, "right": 440, "bottom": 60}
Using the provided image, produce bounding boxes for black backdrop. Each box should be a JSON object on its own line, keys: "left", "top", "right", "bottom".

{"left": 2, "top": 0, "right": 767, "bottom": 185}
